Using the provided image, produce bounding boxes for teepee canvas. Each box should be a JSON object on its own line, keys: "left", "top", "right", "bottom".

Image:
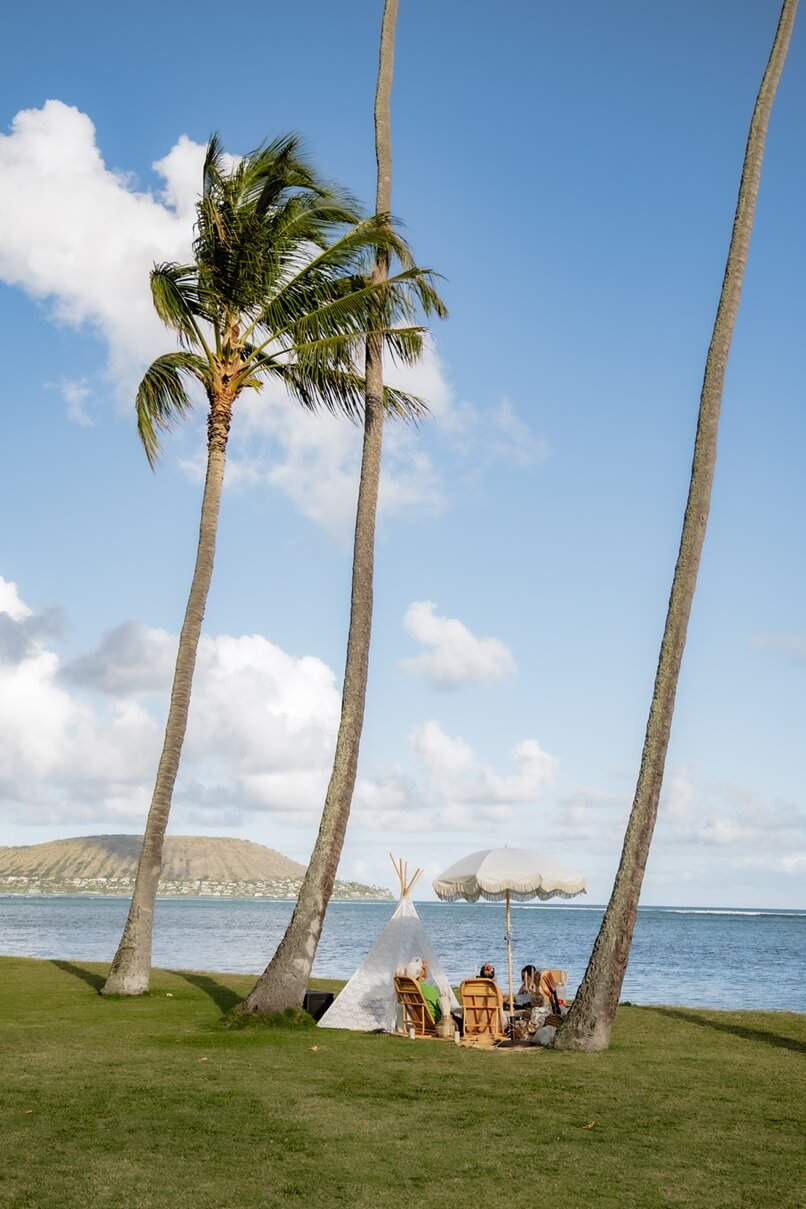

{"left": 318, "top": 859, "right": 459, "bottom": 1033}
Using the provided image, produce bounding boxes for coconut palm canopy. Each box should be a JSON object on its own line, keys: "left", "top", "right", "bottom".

{"left": 433, "top": 847, "right": 587, "bottom": 903}
{"left": 136, "top": 132, "right": 446, "bottom": 465}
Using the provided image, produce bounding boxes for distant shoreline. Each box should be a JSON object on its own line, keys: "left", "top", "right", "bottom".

{"left": 0, "top": 889, "right": 393, "bottom": 903}
{"left": 1, "top": 893, "right": 802, "bottom": 914}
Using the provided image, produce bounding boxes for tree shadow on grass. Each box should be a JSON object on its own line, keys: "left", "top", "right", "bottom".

{"left": 50, "top": 960, "right": 105, "bottom": 993}
{"left": 646, "top": 1007, "right": 806, "bottom": 1055}
{"left": 169, "top": 970, "right": 243, "bottom": 1014}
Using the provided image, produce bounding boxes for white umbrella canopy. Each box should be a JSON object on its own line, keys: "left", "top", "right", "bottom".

{"left": 432, "top": 848, "right": 587, "bottom": 1027}
{"left": 433, "top": 847, "right": 586, "bottom": 903}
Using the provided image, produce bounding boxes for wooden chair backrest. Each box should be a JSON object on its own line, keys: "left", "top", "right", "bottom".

{"left": 538, "top": 969, "right": 568, "bottom": 1013}
{"left": 393, "top": 975, "right": 437, "bottom": 1037}
{"left": 460, "top": 978, "right": 507, "bottom": 1040}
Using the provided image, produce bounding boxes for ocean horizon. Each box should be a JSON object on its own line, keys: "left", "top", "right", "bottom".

{"left": 2, "top": 895, "right": 803, "bottom": 1012}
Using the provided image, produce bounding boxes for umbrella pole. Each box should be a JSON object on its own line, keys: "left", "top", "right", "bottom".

{"left": 505, "top": 890, "right": 515, "bottom": 1035}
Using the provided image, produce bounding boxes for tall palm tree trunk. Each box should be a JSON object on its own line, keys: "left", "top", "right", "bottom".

{"left": 102, "top": 402, "right": 232, "bottom": 995}
{"left": 241, "top": 0, "right": 399, "bottom": 1014}
{"left": 555, "top": 0, "right": 798, "bottom": 1052}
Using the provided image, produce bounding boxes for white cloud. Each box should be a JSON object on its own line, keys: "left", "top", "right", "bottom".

{"left": 0, "top": 576, "right": 31, "bottom": 621}
{"left": 0, "top": 579, "right": 342, "bottom": 829}
{"left": 7, "top": 573, "right": 802, "bottom": 906}
{"left": 60, "top": 620, "right": 177, "bottom": 695}
{"left": 0, "top": 575, "right": 561, "bottom": 850}
{"left": 401, "top": 600, "right": 516, "bottom": 686}
{"left": 184, "top": 634, "right": 340, "bottom": 777}
{"left": 60, "top": 378, "right": 93, "bottom": 426}
{"left": 410, "top": 719, "right": 557, "bottom": 809}
{"left": 0, "top": 100, "right": 201, "bottom": 394}
{"left": 347, "top": 723, "right": 559, "bottom": 840}
{"left": 153, "top": 134, "right": 212, "bottom": 222}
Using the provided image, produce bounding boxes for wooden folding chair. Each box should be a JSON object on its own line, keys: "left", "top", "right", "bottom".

{"left": 538, "top": 969, "right": 568, "bottom": 1014}
{"left": 393, "top": 975, "right": 437, "bottom": 1037}
{"left": 459, "top": 978, "right": 507, "bottom": 1041}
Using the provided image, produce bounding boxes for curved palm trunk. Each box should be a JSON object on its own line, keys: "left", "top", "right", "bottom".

{"left": 241, "top": 0, "right": 399, "bottom": 1014}
{"left": 102, "top": 401, "right": 232, "bottom": 995}
{"left": 555, "top": 0, "right": 798, "bottom": 1052}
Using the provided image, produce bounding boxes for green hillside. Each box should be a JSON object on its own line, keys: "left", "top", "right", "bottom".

{"left": 0, "top": 835, "right": 391, "bottom": 900}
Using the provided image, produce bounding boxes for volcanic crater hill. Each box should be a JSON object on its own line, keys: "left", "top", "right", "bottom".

{"left": 0, "top": 835, "right": 392, "bottom": 900}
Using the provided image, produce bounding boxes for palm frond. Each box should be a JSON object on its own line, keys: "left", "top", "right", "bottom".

{"left": 273, "top": 363, "right": 429, "bottom": 422}
{"left": 203, "top": 134, "right": 225, "bottom": 197}
{"left": 135, "top": 351, "right": 208, "bottom": 467}
{"left": 150, "top": 264, "right": 212, "bottom": 353}
{"left": 256, "top": 267, "right": 445, "bottom": 357}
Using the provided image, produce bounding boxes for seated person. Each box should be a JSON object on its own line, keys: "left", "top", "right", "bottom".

{"left": 475, "top": 962, "right": 508, "bottom": 1031}
{"left": 516, "top": 964, "right": 541, "bottom": 1006}
{"left": 404, "top": 957, "right": 442, "bottom": 1023}
{"left": 538, "top": 969, "right": 568, "bottom": 1015}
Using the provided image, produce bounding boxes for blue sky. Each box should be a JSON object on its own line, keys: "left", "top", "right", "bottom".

{"left": 0, "top": 0, "right": 803, "bottom": 908}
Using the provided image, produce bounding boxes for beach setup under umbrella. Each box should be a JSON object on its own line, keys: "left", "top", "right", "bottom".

{"left": 432, "top": 847, "right": 587, "bottom": 1023}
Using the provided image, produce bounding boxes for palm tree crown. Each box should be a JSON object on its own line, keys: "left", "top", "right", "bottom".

{"left": 137, "top": 133, "right": 445, "bottom": 463}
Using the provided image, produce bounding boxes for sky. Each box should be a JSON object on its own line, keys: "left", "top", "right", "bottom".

{"left": 0, "top": 0, "right": 804, "bottom": 909}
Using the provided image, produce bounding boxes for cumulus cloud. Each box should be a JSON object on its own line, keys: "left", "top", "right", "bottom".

{"left": 0, "top": 100, "right": 202, "bottom": 391}
{"left": 0, "top": 577, "right": 31, "bottom": 621}
{"left": 348, "top": 722, "right": 558, "bottom": 839}
{"left": 410, "top": 719, "right": 557, "bottom": 811}
{"left": 60, "top": 620, "right": 177, "bottom": 695}
{"left": 0, "top": 576, "right": 344, "bottom": 828}
{"left": 401, "top": 601, "right": 516, "bottom": 686}
{"left": 0, "top": 577, "right": 62, "bottom": 666}
{"left": 0, "top": 574, "right": 563, "bottom": 848}
{"left": 6, "top": 571, "right": 801, "bottom": 891}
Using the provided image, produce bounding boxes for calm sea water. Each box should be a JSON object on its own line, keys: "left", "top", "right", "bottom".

{"left": 1, "top": 896, "right": 804, "bottom": 1011}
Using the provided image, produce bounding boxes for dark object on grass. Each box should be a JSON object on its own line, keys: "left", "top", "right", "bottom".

{"left": 303, "top": 991, "right": 335, "bottom": 1022}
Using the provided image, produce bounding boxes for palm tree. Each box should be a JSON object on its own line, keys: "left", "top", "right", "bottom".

{"left": 240, "top": 0, "right": 422, "bottom": 1014}
{"left": 102, "top": 133, "right": 444, "bottom": 996}
{"left": 554, "top": 0, "right": 799, "bottom": 1052}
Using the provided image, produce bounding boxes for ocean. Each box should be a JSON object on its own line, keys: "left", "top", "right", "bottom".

{"left": 1, "top": 895, "right": 804, "bottom": 1011}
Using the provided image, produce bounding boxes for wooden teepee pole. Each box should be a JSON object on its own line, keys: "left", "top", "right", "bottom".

{"left": 389, "top": 853, "right": 422, "bottom": 898}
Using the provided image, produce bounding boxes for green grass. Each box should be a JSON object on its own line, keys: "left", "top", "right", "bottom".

{"left": 1, "top": 958, "right": 804, "bottom": 1209}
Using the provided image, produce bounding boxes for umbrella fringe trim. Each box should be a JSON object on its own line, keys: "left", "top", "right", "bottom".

{"left": 433, "top": 884, "right": 586, "bottom": 902}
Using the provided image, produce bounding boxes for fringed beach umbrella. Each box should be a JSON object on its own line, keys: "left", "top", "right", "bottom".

{"left": 432, "top": 848, "right": 586, "bottom": 1024}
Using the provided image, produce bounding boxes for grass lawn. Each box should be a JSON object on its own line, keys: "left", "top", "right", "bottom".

{"left": 1, "top": 957, "right": 804, "bottom": 1209}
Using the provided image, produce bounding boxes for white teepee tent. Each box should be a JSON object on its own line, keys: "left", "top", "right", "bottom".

{"left": 318, "top": 858, "right": 459, "bottom": 1033}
